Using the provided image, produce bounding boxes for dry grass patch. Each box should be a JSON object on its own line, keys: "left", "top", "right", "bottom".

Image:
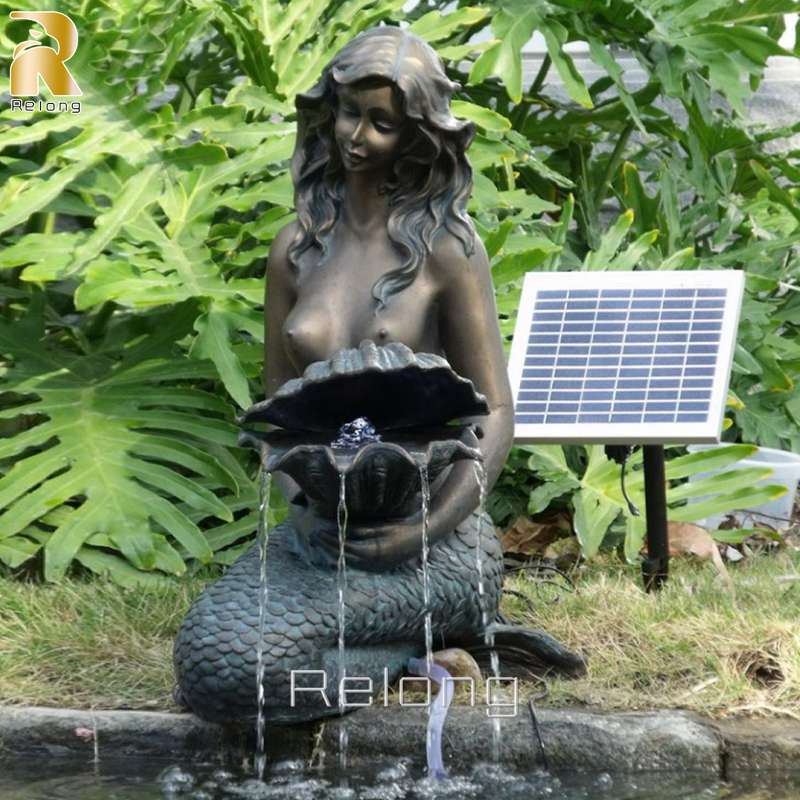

{"left": 504, "top": 551, "right": 800, "bottom": 718}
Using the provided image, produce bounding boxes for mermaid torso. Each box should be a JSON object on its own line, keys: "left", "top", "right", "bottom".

{"left": 281, "top": 226, "right": 443, "bottom": 373}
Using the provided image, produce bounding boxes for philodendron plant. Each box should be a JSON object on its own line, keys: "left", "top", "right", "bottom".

{"left": 518, "top": 442, "right": 786, "bottom": 562}
{"left": 1, "top": 0, "right": 797, "bottom": 585}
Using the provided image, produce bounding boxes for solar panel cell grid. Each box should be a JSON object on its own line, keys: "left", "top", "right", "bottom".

{"left": 516, "top": 286, "right": 729, "bottom": 427}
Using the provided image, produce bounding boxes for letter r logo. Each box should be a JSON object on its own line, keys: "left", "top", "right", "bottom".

{"left": 9, "top": 11, "right": 82, "bottom": 97}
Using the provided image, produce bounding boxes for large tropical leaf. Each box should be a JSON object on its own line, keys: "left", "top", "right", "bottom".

{"left": 0, "top": 300, "right": 248, "bottom": 581}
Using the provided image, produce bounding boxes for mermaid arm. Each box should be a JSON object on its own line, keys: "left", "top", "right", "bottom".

{"left": 431, "top": 228, "right": 514, "bottom": 506}
{"left": 419, "top": 229, "right": 515, "bottom": 529}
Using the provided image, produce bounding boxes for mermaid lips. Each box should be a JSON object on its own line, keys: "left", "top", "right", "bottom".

{"left": 343, "top": 148, "right": 367, "bottom": 167}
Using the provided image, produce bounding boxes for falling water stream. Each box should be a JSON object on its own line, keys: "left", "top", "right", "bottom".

{"left": 254, "top": 466, "right": 272, "bottom": 781}
{"left": 407, "top": 657, "right": 455, "bottom": 780}
{"left": 417, "top": 462, "right": 435, "bottom": 775}
{"left": 472, "top": 460, "right": 501, "bottom": 762}
{"left": 417, "top": 462, "right": 434, "bottom": 673}
{"left": 336, "top": 470, "right": 349, "bottom": 771}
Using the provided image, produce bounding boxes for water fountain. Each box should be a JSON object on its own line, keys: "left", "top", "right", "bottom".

{"left": 172, "top": 25, "right": 584, "bottom": 778}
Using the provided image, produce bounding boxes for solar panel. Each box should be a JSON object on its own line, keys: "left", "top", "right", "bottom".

{"left": 508, "top": 270, "right": 745, "bottom": 444}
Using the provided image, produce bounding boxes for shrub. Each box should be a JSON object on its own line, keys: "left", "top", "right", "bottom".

{"left": 0, "top": 0, "right": 797, "bottom": 580}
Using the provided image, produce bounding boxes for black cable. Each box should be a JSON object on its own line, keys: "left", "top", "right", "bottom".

{"left": 620, "top": 451, "right": 640, "bottom": 517}
{"left": 528, "top": 698, "right": 549, "bottom": 771}
{"left": 607, "top": 444, "right": 640, "bottom": 517}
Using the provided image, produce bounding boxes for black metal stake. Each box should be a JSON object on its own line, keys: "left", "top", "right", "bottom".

{"left": 641, "top": 444, "right": 669, "bottom": 592}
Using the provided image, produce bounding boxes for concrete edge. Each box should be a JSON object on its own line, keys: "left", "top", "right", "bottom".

{"left": 1, "top": 705, "right": 799, "bottom": 776}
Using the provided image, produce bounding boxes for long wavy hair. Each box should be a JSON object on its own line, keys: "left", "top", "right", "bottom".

{"left": 289, "top": 26, "right": 476, "bottom": 310}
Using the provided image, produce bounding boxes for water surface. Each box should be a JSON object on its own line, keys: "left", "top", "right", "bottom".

{"left": 3, "top": 756, "right": 799, "bottom": 800}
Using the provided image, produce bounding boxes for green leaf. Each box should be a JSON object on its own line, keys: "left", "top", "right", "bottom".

{"left": 735, "top": 394, "right": 795, "bottom": 449}
{"left": 110, "top": 523, "right": 158, "bottom": 572}
{"left": 437, "top": 39, "right": 498, "bottom": 61}
{"left": 468, "top": 6, "right": 539, "bottom": 103}
{"left": 572, "top": 487, "right": 620, "bottom": 558}
{"left": 523, "top": 445, "right": 571, "bottom": 480}
{"left": 75, "top": 259, "right": 193, "bottom": 309}
{"left": 191, "top": 307, "right": 254, "bottom": 409}
{"left": 659, "top": 248, "right": 697, "bottom": 270}
{"left": 74, "top": 548, "right": 174, "bottom": 588}
{"left": 711, "top": 527, "right": 780, "bottom": 544}
{"left": 667, "top": 466, "right": 773, "bottom": 502}
{"left": 451, "top": 101, "right": 511, "bottom": 133}
{"left": 584, "top": 210, "right": 633, "bottom": 270}
{"left": 541, "top": 20, "right": 592, "bottom": 109}
{"left": 0, "top": 303, "right": 230, "bottom": 581}
{"left": 0, "top": 535, "right": 41, "bottom": 568}
{"left": 734, "top": 343, "right": 764, "bottom": 376}
{"left": 543, "top": 194, "right": 574, "bottom": 271}
{"left": 0, "top": 232, "right": 79, "bottom": 273}
{"left": 608, "top": 229, "right": 659, "bottom": 270}
{"left": 754, "top": 344, "right": 794, "bottom": 392}
{"left": 621, "top": 163, "right": 659, "bottom": 235}
{"left": 664, "top": 445, "right": 758, "bottom": 479}
{"left": 669, "top": 484, "right": 787, "bottom": 522}
{"left": 528, "top": 475, "right": 579, "bottom": 514}
{"left": 67, "top": 165, "right": 161, "bottom": 279}
{"left": 492, "top": 245, "right": 559, "bottom": 287}
{"left": 0, "top": 162, "right": 95, "bottom": 236}
{"left": 162, "top": 142, "right": 229, "bottom": 167}
{"left": 409, "top": 7, "right": 489, "bottom": 42}
{"left": 587, "top": 38, "right": 644, "bottom": 132}
{"left": 624, "top": 515, "right": 647, "bottom": 564}
{"left": 749, "top": 160, "right": 800, "bottom": 224}
{"left": 483, "top": 219, "right": 513, "bottom": 259}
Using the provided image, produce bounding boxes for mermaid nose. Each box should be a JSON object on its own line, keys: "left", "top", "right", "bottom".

{"left": 350, "top": 119, "right": 366, "bottom": 146}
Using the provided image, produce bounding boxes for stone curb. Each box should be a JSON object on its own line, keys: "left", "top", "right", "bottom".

{"left": 1, "top": 705, "right": 799, "bottom": 776}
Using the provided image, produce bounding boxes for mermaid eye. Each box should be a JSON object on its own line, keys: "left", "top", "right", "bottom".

{"left": 340, "top": 104, "right": 359, "bottom": 117}
{"left": 372, "top": 114, "right": 399, "bottom": 133}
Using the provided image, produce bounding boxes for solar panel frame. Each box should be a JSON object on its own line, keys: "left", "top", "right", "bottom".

{"left": 508, "top": 270, "right": 745, "bottom": 445}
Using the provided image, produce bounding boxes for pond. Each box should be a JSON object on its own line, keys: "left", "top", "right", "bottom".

{"left": 2, "top": 757, "right": 800, "bottom": 800}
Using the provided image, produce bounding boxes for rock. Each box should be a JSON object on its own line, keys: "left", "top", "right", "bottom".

{"left": 432, "top": 649, "right": 483, "bottom": 685}
{"left": 3, "top": 704, "right": 800, "bottom": 776}
{"left": 319, "top": 706, "right": 721, "bottom": 774}
{"left": 714, "top": 718, "right": 800, "bottom": 773}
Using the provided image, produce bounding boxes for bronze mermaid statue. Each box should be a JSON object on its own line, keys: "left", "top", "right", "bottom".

{"left": 174, "top": 26, "right": 583, "bottom": 724}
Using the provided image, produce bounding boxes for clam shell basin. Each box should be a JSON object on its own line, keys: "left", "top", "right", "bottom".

{"left": 173, "top": 508, "right": 503, "bottom": 724}
{"left": 239, "top": 425, "right": 482, "bottom": 520}
{"left": 240, "top": 340, "right": 489, "bottom": 432}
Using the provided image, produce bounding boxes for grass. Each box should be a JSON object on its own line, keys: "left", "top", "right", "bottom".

{"left": 0, "top": 551, "right": 798, "bottom": 717}
{"left": 0, "top": 576, "right": 205, "bottom": 711}
{"left": 505, "top": 550, "right": 800, "bottom": 719}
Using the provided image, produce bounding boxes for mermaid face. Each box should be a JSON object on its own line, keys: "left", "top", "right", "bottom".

{"left": 334, "top": 82, "right": 405, "bottom": 175}
{"left": 290, "top": 27, "right": 477, "bottom": 306}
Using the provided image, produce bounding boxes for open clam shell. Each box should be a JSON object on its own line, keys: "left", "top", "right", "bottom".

{"left": 240, "top": 340, "right": 488, "bottom": 432}
{"left": 241, "top": 426, "right": 482, "bottom": 520}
